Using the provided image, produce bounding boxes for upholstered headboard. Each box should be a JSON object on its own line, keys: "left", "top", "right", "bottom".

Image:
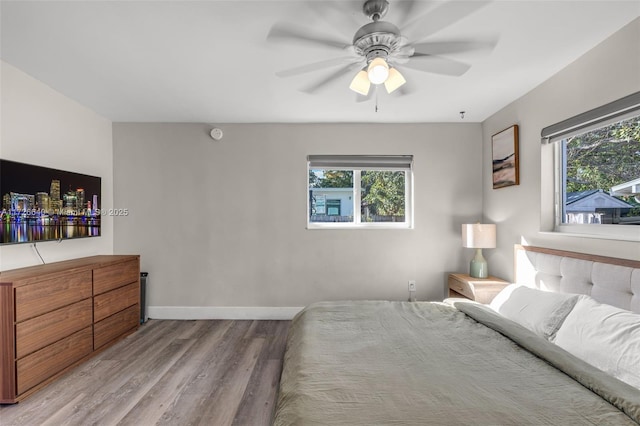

{"left": 514, "top": 245, "right": 640, "bottom": 314}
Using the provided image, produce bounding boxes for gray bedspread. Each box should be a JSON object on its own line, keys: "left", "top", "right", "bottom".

{"left": 274, "top": 300, "right": 640, "bottom": 425}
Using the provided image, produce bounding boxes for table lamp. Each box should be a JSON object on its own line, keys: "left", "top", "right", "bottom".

{"left": 462, "top": 223, "right": 497, "bottom": 278}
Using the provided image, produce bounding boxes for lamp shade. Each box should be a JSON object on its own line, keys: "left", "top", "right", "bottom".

{"left": 462, "top": 224, "right": 496, "bottom": 248}
{"left": 384, "top": 67, "right": 406, "bottom": 93}
{"left": 349, "top": 70, "right": 371, "bottom": 96}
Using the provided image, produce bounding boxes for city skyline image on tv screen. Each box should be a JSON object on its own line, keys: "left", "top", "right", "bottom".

{"left": 1, "top": 159, "right": 101, "bottom": 245}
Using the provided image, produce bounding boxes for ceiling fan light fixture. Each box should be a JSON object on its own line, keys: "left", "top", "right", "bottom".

{"left": 367, "top": 57, "right": 389, "bottom": 84}
{"left": 384, "top": 67, "right": 406, "bottom": 93}
{"left": 349, "top": 70, "right": 371, "bottom": 96}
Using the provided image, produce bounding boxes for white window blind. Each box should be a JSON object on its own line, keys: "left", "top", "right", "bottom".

{"left": 308, "top": 155, "right": 413, "bottom": 170}
{"left": 541, "top": 91, "right": 640, "bottom": 144}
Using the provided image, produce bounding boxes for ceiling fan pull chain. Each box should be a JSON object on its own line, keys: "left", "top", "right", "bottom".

{"left": 375, "top": 88, "right": 379, "bottom": 113}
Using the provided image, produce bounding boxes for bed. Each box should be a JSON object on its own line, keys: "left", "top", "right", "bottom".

{"left": 273, "top": 245, "right": 640, "bottom": 425}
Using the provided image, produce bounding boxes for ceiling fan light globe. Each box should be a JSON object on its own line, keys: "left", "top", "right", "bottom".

{"left": 367, "top": 57, "right": 389, "bottom": 84}
{"left": 384, "top": 67, "right": 406, "bottom": 93}
{"left": 349, "top": 70, "right": 371, "bottom": 96}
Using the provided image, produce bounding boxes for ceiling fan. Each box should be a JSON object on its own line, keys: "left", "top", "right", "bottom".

{"left": 267, "top": 0, "right": 495, "bottom": 97}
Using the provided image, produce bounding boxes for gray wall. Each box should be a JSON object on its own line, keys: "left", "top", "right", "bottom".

{"left": 482, "top": 18, "right": 640, "bottom": 281}
{"left": 113, "top": 123, "right": 482, "bottom": 310}
{"left": 0, "top": 61, "right": 114, "bottom": 270}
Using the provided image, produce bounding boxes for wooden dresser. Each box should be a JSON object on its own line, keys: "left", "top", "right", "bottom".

{"left": 0, "top": 255, "right": 140, "bottom": 403}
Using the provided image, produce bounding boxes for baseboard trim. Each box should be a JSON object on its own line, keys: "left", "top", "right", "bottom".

{"left": 147, "top": 306, "right": 304, "bottom": 320}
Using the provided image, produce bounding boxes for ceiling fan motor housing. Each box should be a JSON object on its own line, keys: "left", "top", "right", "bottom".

{"left": 353, "top": 21, "right": 405, "bottom": 63}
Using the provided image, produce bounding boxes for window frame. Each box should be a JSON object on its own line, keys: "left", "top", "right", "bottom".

{"left": 307, "top": 156, "right": 413, "bottom": 230}
{"left": 550, "top": 114, "right": 640, "bottom": 242}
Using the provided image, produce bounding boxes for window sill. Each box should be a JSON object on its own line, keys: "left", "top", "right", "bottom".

{"left": 307, "top": 223, "right": 413, "bottom": 230}
{"left": 541, "top": 226, "right": 640, "bottom": 242}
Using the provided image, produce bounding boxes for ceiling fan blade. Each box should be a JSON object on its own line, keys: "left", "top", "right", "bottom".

{"left": 402, "top": 1, "right": 491, "bottom": 43}
{"left": 267, "top": 22, "right": 351, "bottom": 50}
{"left": 403, "top": 54, "right": 471, "bottom": 76}
{"left": 276, "top": 57, "right": 363, "bottom": 78}
{"left": 392, "top": 0, "right": 430, "bottom": 28}
{"left": 302, "top": 62, "right": 362, "bottom": 94}
{"left": 411, "top": 39, "right": 497, "bottom": 56}
{"left": 306, "top": 1, "right": 363, "bottom": 39}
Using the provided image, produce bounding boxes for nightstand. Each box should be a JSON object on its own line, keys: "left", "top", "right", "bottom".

{"left": 448, "top": 273, "right": 509, "bottom": 304}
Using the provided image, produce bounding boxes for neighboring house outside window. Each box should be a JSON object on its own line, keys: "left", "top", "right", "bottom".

{"left": 610, "top": 177, "right": 640, "bottom": 225}
{"left": 309, "top": 188, "right": 353, "bottom": 222}
{"left": 564, "top": 189, "right": 633, "bottom": 224}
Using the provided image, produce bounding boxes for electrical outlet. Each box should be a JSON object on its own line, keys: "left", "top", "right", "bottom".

{"left": 408, "top": 280, "right": 416, "bottom": 292}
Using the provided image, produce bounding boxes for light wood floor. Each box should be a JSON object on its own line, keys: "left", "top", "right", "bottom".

{"left": 0, "top": 319, "right": 290, "bottom": 426}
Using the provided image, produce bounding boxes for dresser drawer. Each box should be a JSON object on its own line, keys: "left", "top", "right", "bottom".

{"left": 94, "top": 282, "right": 139, "bottom": 323}
{"left": 16, "top": 326, "right": 93, "bottom": 395}
{"left": 15, "top": 271, "right": 92, "bottom": 322}
{"left": 448, "top": 276, "right": 474, "bottom": 299}
{"left": 16, "top": 298, "right": 93, "bottom": 359}
{"left": 94, "top": 304, "right": 139, "bottom": 350}
{"left": 447, "top": 274, "right": 509, "bottom": 303}
{"left": 93, "top": 259, "right": 139, "bottom": 295}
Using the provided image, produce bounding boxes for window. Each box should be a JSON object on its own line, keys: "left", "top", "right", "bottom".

{"left": 307, "top": 155, "right": 413, "bottom": 228}
{"left": 542, "top": 91, "right": 640, "bottom": 240}
{"left": 326, "top": 199, "right": 341, "bottom": 216}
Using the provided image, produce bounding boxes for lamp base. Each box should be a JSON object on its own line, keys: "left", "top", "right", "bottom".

{"left": 469, "top": 248, "right": 488, "bottom": 278}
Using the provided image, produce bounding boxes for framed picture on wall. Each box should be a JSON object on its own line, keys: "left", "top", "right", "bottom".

{"left": 491, "top": 124, "right": 519, "bottom": 189}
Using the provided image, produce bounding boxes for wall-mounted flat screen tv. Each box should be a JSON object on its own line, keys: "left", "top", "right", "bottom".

{"left": 1, "top": 159, "right": 101, "bottom": 245}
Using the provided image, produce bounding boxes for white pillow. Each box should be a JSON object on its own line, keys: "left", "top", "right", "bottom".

{"left": 554, "top": 296, "right": 640, "bottom": 389}
{"left": 489, "top": 284, "right": 579, "bottom": 339}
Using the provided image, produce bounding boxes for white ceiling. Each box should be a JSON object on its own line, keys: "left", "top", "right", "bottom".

{"left": 1, "top": 1, "right": 638, "bottom": 123}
